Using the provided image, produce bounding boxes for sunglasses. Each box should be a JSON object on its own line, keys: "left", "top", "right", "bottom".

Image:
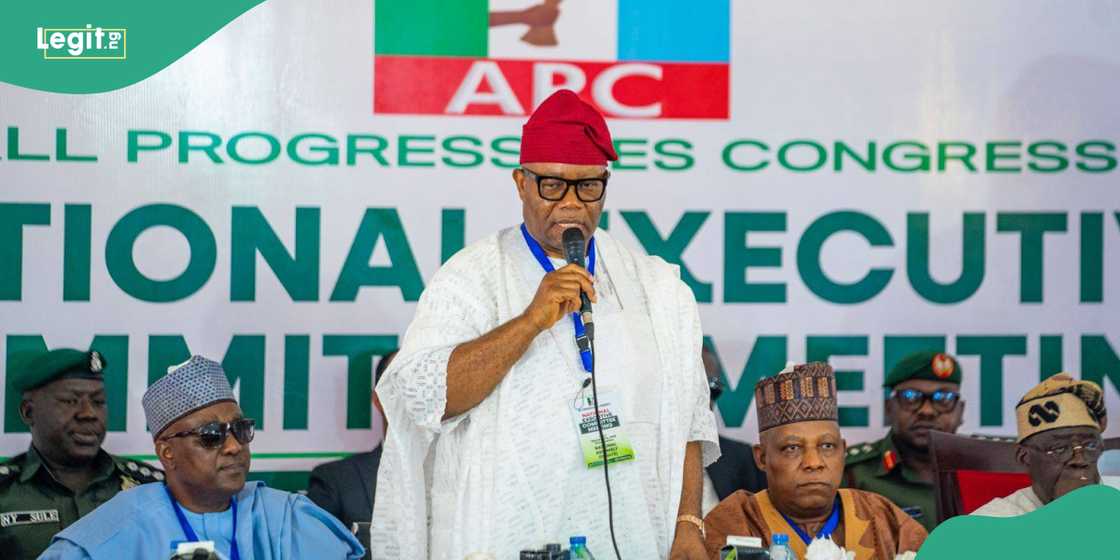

{"left": 890, "top": 388, "right": 961, "bottom": 412}
{"left": 161, "top": 418, "right": 256, "bottom": 449}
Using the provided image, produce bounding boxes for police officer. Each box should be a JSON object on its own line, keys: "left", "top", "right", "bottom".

{"left": 0, "top": 348, "right": 162, "bottom": 559}
{"left": 844, "top": 351, "right": 965, "bottom": 532}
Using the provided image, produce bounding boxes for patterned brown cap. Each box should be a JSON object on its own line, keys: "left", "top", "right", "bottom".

{"left": 755, "top": 362, "right": 838, "bottom": 433}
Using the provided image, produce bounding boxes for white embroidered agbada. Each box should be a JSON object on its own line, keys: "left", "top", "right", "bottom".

{"left": 370, "top": 227, "right": 719, "bottom": 559}
{"left": 970, "top": 486, "right": 1045, "bottom": 517}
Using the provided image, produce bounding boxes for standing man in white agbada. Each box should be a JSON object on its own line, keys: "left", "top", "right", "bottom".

{"left": 369, "top": 89, "right": 719, "bottom": 559}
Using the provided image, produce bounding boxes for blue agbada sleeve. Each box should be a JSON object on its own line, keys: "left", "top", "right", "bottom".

{"left": 37, "top": 539, "right": 94, "bottom": 560}
{"left": 287, "top": 494, "right": 364, "bottom": 559}
{"left": 40, "top": 482, "right": 362, "bottom": 560}
{"left": 247, "top": 483, "right": 364, "bottom": 559}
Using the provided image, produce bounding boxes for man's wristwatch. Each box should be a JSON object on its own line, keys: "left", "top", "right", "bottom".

{"left": 676, "top": 514, "right": 705, "bottom": 537}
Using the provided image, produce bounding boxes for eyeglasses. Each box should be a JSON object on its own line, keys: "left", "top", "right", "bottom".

{"left": 1023, "top": 438, "right": 1103, "bottom": 463}
{"left": 708, "top": 377, "right": 724, "bottom": 403}
{"left": 890, "top": 388, "right": 961, "bottom": 412}
{"left": 161, "top": 418, "right": 255, "bottom": 449}
{"left": 521, "top": 168, "right": 609, "bottom": 202}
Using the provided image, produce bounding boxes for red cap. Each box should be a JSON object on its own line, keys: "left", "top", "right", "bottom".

{"left": 520, "top": 90, "right": 618, "bottom": 165}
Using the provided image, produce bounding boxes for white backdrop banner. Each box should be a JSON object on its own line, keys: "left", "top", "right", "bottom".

{"left": 1, "top": 1, "right": 1118, "bottom": 482}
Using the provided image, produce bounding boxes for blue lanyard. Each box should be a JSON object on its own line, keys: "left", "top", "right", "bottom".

{"left": 780, "top": 496, "right": 841, "bottom": 546}
{"left": 520, "top": 223, "right": 596, "bottom": 373}
{"left": 166, "top": 485, "right": 240, "bottom": 560}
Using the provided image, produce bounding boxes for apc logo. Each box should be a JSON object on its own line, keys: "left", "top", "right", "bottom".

{"left": 373, "top": 0, "right": 730, "bottom": 119}
{"left": 36, "top": 25, "right": 126, "bottom": 60}
{"left": 1027, "top": 400, "right": 1061, "bottom": 426}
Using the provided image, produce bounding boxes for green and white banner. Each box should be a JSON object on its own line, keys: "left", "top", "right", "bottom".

{"left": 1, "top": 1, "right": 1118, "bottom": 488}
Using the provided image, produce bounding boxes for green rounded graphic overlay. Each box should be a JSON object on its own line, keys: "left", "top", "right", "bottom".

{"left": 919, "top": 485, "right": 1120, "bottom": 559}
{"left": 0, "top": 1, "right": 266, "bottom": 93}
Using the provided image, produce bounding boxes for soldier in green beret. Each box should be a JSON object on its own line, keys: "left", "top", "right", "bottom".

{"left": 843, "top": 351, "right": 965, "bottom": 532}
{"left": 0, "top": 348, "right": 162, "bottom": 559}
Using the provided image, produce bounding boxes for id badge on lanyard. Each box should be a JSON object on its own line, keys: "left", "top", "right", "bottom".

{"left": 520, "top": 224, "right": 635, "bottom": 468}
{"left": 568, "top": 386, "right": 636, "bottom": 468}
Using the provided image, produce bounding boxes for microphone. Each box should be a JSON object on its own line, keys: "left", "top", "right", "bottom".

{"left": 562, "top": 227, "right": 594, "bottom": 340}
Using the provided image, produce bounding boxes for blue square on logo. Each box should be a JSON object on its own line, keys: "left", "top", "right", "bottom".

{"left": 617, "top": 0, "right": 730, "bottom": 63}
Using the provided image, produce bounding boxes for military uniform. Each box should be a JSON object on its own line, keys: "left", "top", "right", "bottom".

{"left": 0, "top": 446, "right": 162, "bottom": 559}
{"left": 844, "top": 350, "right": 965, "bottom": 532}
{"left": 843, "top": 433, "right": 936, "bottom": 531}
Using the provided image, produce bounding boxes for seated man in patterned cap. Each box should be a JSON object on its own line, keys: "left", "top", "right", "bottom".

{"left": 972, "top": 372, "right": 1107, "bottom": 517}
{"left": 0, "top": 348, "right": 162, "bottom": 559}
{"left": 40, "top": 355, "right": 364, "bottom": 559}
{"left": 845, "top": 351, "right": 965, "bottom": 531}
{"left": 703, "top": 363, "right": 927, "bottom": 560}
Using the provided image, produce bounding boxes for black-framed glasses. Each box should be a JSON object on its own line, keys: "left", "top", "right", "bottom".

{"left": 890, "top": 388, "right": 961, "bottom": 412}
{"left": 1023, "top": 438, "right": 1103, "bottom": 463}
{"left": 708, "top": 377, "right": 724, "bottom": 403}
{"left": 521, "top": 168, "right": 609, "bottom": 202}
{"left": 161, "top": 418, "right": 255, "bottom": 449}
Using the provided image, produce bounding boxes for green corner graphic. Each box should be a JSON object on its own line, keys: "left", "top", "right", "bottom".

{"left": 918, "top": 485, "right": 1120, "bottom": 559}
{"left": 0, "top": 1, "right": 267, "bottom": 94}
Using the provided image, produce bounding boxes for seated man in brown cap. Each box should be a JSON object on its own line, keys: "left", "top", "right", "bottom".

{"left": 703, "top": 363, "right": 927, "bottom": 560}
{"left": 972, "top": 373, "right": 1107, "bottom": 517}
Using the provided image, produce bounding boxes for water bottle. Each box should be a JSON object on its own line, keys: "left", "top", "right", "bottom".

{"left": 569, "top": 536, "right": 596, "bottom": 560}
{"left": 769, "top": 533, "right": 797, "bottom": 560}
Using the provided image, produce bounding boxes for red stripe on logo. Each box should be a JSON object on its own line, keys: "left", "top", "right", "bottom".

{"left": 373, "top": 56, "right": 729, "bottom": 120}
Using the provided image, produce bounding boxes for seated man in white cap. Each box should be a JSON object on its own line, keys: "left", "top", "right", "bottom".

{"left": 972, "top": 372, "right": 1108, "bottom": 517}
{"left": 40, "top": 356, "right": 364, "bottom": 559}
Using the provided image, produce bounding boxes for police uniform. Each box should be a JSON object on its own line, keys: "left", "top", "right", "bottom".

{"left": 0, "top": 448, "right": 163, "bottom": 559}
{"left": 843, "top": 351, "right": 963, "bottom": 533}
{"left": 0, "top": 348, "right": 163, "bottom": 559}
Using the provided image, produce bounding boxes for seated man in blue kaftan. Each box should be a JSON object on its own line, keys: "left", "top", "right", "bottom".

{"left": 40, "top": 355, "right": 364, "bottom": 560}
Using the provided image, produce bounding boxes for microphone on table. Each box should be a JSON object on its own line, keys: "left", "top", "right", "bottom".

{"left": 562, "top": 227, "right": 594, "bottom": 342}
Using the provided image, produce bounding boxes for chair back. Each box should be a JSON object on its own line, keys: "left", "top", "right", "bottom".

{"left": 932, "top": 433, "right": 1120, "bottom": 523}
{"left": 930, "top": 432, "right": 1023, "bottom": 523}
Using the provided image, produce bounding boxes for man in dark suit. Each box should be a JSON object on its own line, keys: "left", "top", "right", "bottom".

{"left": 702, "top": 344, "right": 766, "bottom": 513}
{"left": 307, "top": 350, "right": 396, "bottom": 535}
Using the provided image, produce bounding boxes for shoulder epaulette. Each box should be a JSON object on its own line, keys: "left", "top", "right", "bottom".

{"left": 113, "top": 456, "right": 165, "bottom": 487}
{"left": 844, "top": 440, "right": 883, "bottom": 465}
{"left": 0, "top": 454, "right": 26, "bottom": 483}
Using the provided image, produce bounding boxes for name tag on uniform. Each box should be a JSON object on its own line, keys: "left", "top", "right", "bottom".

{"left": 568, "top": 386, "right": 636, "bottom": 468}
{"left": 0, "top": 509, "right": 60, "bottom": 527}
